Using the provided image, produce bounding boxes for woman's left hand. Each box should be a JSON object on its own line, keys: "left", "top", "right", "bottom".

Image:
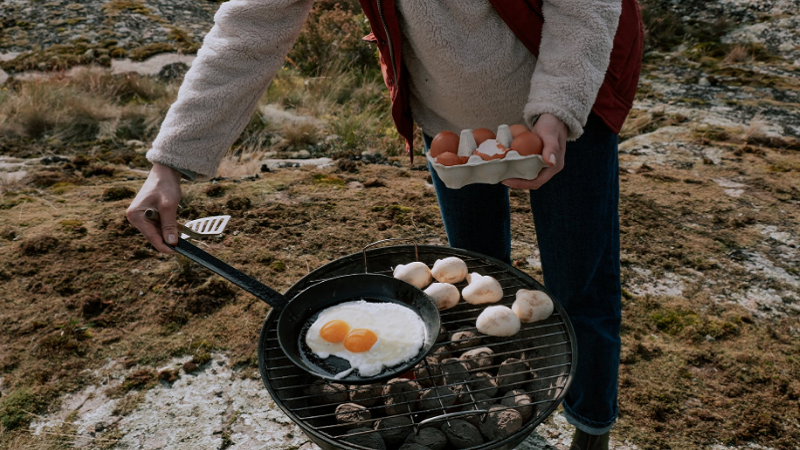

{"left": 502, "top": 113, "right": 567, "bottom": 190}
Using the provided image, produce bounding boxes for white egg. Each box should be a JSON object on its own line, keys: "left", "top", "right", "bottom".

{"left": 305, "top": 301, "right": 427, "bottom": 377}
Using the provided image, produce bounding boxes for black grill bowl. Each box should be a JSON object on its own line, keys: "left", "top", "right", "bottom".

{"left": 258, "top": 245, "right": 577, "bottom": 450}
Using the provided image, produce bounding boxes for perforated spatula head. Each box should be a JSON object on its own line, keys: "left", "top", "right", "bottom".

{"left": 182, "top": 215, "right": 230, "bottom": 239}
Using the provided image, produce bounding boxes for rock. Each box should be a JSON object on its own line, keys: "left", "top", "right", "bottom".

{"left": 157, "top": 62, "right": 189, "bottom": 82}
{"left": 698, "top": 77, "right": 711, "bottom": 87}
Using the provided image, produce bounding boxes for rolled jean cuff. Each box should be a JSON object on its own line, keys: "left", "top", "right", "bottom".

{"left": 563, "top": 403, "right": 617, "bottom": 435}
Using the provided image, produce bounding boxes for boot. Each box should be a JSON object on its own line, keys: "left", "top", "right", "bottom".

{"left": 569, "top": 428, "right": 610, "bottom": 450}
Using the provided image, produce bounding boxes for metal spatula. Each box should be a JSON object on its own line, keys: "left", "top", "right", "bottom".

{"left": 144, "top": 209, "right": 231, "bottom": 240}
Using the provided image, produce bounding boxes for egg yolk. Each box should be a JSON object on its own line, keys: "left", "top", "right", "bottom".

{"left": 343, "top": 329, "right": 378, "bottom": 353}
{"left": 320, "top": 320, "right": 350, "bottom": 343}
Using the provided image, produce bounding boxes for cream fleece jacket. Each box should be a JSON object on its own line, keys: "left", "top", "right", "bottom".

{"left": 147, "top": 0, "right": 622, "bottom": 178}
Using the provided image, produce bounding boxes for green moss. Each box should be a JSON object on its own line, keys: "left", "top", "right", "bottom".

{"left": 102, "top": 186, "right": 136, "bottom": 201}
{"left": 271, "top": 260, "right": 287, "bottom": 272}
{"left": 0, "top": 387, "right": 51, "bottom": 430}
{"left": 312, "top": 173, "right": 345, "bottom": 186}
{"left": 650, "top": 309, "right": 700, "bottom": 334}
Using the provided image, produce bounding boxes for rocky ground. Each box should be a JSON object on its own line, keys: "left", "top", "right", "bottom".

{"left": 1, "top": 1, "right": 800, "bottom": 450}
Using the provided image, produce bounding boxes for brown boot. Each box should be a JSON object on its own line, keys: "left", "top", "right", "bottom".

{"left": 569, "top": 428, "right": 610, "bottom": 450}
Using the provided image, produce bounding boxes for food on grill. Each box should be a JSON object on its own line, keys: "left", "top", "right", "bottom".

{"left": 375, "top": 416, "right": 414, "bottom": 446}
{"left": 512, "top": 289, "right": 554, "bottom": 323}
{"left": 472, "top": 128, "right": 496, "bottom": 146}
{"left": 305, "top": 301, "right": 427, "bottom": 377}
{"left": 404, "top": 427, "right": 448, "bottom": 450}
{"left": 430, "top": 257, "right": 468, "bottom": 284}
{"left": 419, "top": 385, "right": 457, "bottom": 411}
{"left": 476, "top": 305, "right": 521, "bottom": 337}
{"left": 335, "top": 403, "right": 374, "bottom": 429}
{"left": 462, "top": 273, "right": 503, "bottom": 305}
{"left": 350, "top": 384, "right": 383, "bottom": 407}
{"left": 306, "top": 380, "right": 349, "bottom": 404}
{"left": 414, "top": 356, "right": 444, "bottom": 387}
{"left": 466, "top": 371, "right": 499, "bottom": 398}
{"left": 393, "top": 262, "right": 433, "bottom": 289}
{"left": 501, "top": 389, "right": 534, "bottom": 421}
{"left": 474, "top": 139, "right": 508, "bottom": 161}
{"left": 459, "top": 347, "right": 494, "bottom": 371}
{"left": 344, "top": 427, "right": 387, "bottom": 450}
{"left": 424, "top": 283, "right": 460, "bottom": 311}
{"left": 448, "top": 327, "right": 481, "bottom": 351}
{"left": 429, "top": 131, "right": 460, "bottom": 158}
{"left": 496, "top": 358, "right": 529, "bottom": 393}
{"left": 441, "top": 419, "right": 484, "bottom": 448}
{"left": 383, "top": 378, "right": 422, "bottom": 415}
{"left": 479, "top": 404, "right": 523, "bottom": 440}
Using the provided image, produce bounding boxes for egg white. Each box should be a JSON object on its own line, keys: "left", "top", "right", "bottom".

{"left": 305, "top": 300, "right": 426, "bottom": 377}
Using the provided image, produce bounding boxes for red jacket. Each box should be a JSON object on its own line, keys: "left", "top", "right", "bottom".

{"left": 359, "top": 0, "right": 644, "bottom": 161}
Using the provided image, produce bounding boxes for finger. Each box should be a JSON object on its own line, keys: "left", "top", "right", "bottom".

{"left": 540, "top": 133, "right": 561, "bottom": 167}
{"left": 158, "top": 199, "right": 180, "bottom": 247}
{"left": 127, "top": 207, "right": 175, "bottom": 254}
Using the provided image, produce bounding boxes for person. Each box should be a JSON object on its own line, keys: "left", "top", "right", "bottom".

{"left": 126, "top": 1, "right": 643, "bottom": 449}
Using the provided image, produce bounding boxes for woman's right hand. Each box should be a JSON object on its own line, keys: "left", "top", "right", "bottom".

{"left": 126, "top": 162, "right": 183, "bottom": 253}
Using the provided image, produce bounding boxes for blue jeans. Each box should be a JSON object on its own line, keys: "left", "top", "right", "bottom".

{"left": 424, "top": 113, "right": 621, "bottom": 435}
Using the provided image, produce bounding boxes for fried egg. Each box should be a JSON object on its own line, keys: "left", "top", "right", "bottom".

{"left": 305, "top": 300, "right": 427, "bottom": 377}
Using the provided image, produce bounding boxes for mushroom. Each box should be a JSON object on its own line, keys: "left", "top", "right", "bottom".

{"left": 393, "top": 262, "right": 432, "bottom": 289}
{"left": 459, "top": 347, "right": 494, "bottom": 371}
{"left": 512, "top": 289, "right": 554, "bottom": 323}
{"left": 501, "top": 389, "right": 534, "bottom": 421}
{"left": 462, "top": 273, "right": 503, "bottom": 305}
{"left": 430, "top": 257, "right": 468, "bottom": 284}
{"left": 476, "top": 306, "right": 520, "bottom": 337}
{"left": 424, "top": 283, "right": 460, "bottom": 311}
{"left": 448, "top": 327, "right": 481, "bottom": 351}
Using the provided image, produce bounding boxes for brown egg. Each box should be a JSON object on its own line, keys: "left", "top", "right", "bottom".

{"left": 509, "top": 124, "right": 530, "bottom": 139}
{"left": 430, "top": 131, "right": 460, "bottom": 158}
{"left": 472, "top": 128, "right": 496, "bottom": 146}
{"left": 510, "top": 131, "right": 544, "bottom": 156}
{"left": 436, "top": 152, "right": 468, "bottom": 166}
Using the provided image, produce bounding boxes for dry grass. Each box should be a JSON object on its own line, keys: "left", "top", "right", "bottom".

{"left": 724, "top": 44, "right": 752, "bottom": 64}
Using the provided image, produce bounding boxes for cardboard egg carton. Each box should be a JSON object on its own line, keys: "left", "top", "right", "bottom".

{"left": 427, "top": 125, "right": 547, "bottom": 189}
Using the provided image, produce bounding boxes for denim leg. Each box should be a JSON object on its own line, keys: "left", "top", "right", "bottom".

{"left": 528, "top": 113, "right": 622, "bottom": 434}
{"left": 424, "top": 134, "right": 512, "bottom": 264}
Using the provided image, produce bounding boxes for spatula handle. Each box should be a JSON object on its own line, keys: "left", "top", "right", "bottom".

{"left": 170, "top": 238, "right": 288, "bottom": 309}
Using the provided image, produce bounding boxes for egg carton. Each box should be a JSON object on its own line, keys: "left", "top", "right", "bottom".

{"left": 427, "top": 125, "right": 547, "bottom": 189}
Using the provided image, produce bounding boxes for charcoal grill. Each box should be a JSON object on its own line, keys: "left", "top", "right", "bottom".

{"left": 258, "top": 243, "right": 577, "bottom": 450}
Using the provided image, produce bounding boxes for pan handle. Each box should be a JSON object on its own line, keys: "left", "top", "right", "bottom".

{"left": 362, "top": 238, "right": 419, "bottom": 273}
{"left": 170, "top": 238, "right": 289, "bottom": 309}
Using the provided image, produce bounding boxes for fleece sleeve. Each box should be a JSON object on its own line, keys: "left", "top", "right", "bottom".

{"left": 146, "top": 0, "right": 315, "bottom": 178}
{"left": 523, "top": 0, "right": 622, "bottom": 140}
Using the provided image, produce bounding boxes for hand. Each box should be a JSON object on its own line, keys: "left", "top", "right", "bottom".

{"left": 502, "top": 113, "right": 567, "bottom": 190}
{"left": 126, "top": 163, "right": 183, "bottom": 253}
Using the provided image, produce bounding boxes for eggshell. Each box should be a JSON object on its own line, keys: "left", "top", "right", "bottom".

{"left": 510, "top": 131, "right": 543, "bottom": 156}
{"left": 430, "top": 131, "right": 460, "bottom": 158}
{"left": 436, "top": 152, "right": 468, "bottom": 166}
{"left": 430, "top": 257, "right": 468, "bottom": 284}
{"left": 472, "top": 128, "right": 496, "bottom": 146}
{"left": 424, "top": 283, "right": 461, "bottom": 311}
{"left": 474, "top": 139, "right": 508, "bottom": 161}
{"left": 476, "top": 306, "right": 521, "bottom": 337}
{"left": 512, "top": 289, "right": 554, "bottom": 323}
{"left": 393, "top": 262, "right": 432, "bottom": 289}
{"left": 509, "top": 124, "right": 530, "bottom": 138}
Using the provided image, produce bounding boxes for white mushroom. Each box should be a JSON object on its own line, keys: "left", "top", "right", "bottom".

{"left": 462, "top": 273, "right": 503, "bottom": 305}
{"left": 476, "top": 306, "right": 521, "bottom": 337}
{"left": 430, "top": 257, "right": 468, "bottom": 284}
{"left": 512, "top": 289, "right": 554, "bottom": 323}
{"left": 424, "top": 283, "right": 460, "bottom": 310}
{"left": 393, "top": 262, "right": 432, "bottom": 289}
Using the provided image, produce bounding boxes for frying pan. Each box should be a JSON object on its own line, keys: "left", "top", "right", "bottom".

{"left": 169, "top": 238, "right": 441, "bottom": 384}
